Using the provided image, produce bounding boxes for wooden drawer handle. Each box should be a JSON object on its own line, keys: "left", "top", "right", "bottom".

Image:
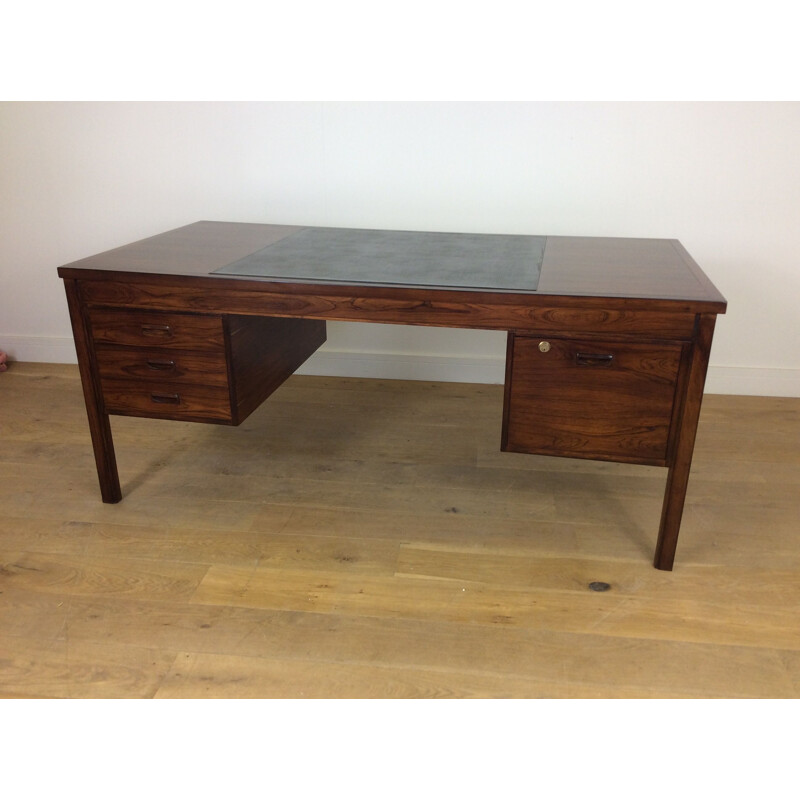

{"left": 141, "top": 324, "right": 172, "bottom": 338}
{"left": 575, "top": 352, "right": 614, "bottom": 367}
{"left": 150, "top": 392, "right": 181, "bottom": 405}
{"left": 145, "top": 359, "right": 176, "bottom": 372}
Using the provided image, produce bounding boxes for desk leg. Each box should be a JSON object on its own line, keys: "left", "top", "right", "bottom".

{"left": 654, "top": 313, "right": 717, "bottom": 570}
{"left": 63, "top": 279, "right": 122, "bottom": 503}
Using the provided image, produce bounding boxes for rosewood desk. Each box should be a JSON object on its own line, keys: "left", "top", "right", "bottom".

{"left": 58, "top": 222, "right": 727, "bottom": 570}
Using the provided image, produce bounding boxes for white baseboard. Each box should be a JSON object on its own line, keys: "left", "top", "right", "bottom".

{"left": 1, "top": 335, "right": 77, "bottom": 364}
{"left": 3, "top": 335, "right": 798, "bottom": 397}
{"left": 295, "top": 350, "right": 507, "bottom": 384}
{"left": 703, "top": 366, "right": 800, "bottom": 397}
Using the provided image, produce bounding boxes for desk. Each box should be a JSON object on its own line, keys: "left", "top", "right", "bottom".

{"left": 58, "top": 222, "right": 727, "bottom": 570}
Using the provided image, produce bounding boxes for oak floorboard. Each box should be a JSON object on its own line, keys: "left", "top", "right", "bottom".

{"left": 0, "top": 466, "right": 266, "bottom": 531}
{"left": 0, "top": 549, "right": 209, "bottom": 600}
{"left": 3, "top": 585, "right": 794, "bottom": 698}
{"left": 0, "top": 634, "right": 177, "bottom": 699}
{"left": 0, "top": 516, "right": 399, "bottom": 572}
{"left": 152, "top": 650, "right": 724, "bottom": 699}
{"left": 189, "top": 559, "right": 800, "bottom": 652}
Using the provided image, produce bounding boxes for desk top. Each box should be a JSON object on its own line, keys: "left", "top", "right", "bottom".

{"left": 58, "top": 221, "right": 727, "bottom": 310}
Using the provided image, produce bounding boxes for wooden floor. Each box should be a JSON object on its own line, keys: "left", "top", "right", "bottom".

{"left": 1, "top": 362, "right": 799, "bottom": 698}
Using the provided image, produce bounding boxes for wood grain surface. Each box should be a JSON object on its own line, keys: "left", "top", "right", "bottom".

{"left": 503, "top": 334, "right": 684, "bottom": 464}
{"left": 1, "top": 363, "right": 797, "bottom": 699}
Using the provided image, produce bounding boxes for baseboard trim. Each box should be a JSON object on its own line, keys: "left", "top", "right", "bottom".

{"left": 703, "top": 366, "right": 800, "bottom": 397}
{"left": 295, "top": 350, "right": 507, "bottom": 385}
{"left": 3, "top": 335, "right": 798, "bottom": 397}
{"left": 2, "top": 335, "right": 77, "bottom": 364}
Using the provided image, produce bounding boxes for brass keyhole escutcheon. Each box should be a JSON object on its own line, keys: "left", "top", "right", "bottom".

{"left": 538, "top": 341, "right": 551, "bottom": 353}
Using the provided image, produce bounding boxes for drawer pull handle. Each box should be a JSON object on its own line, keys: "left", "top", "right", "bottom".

{"left": 150, "top": 392, "right": 181, "bottom": 405}
{"left": 576, "top": 352, "right": 614, "bottom": 367}
{"left": 141, "top": 324, "right": 172, "bottom": 338}
{"left": 145, "top": 359, "right": 176, "bottom": 372}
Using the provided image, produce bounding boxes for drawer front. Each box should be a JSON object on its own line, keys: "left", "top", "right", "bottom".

{"left": 89, "top": 309, "right": 225, "bottom": 351}
{"left": 503, "top": 335, "right": 684, "bottom": 464}
{"left": 95, "top": 347, "right": 229, "bottom": 387}
{"left": 100, "top": 379, "right": 233, "bottom": 422}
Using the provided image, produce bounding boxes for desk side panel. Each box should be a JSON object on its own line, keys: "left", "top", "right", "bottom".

{"left": 227, "top": 315, "right": 327, "bottom": 424}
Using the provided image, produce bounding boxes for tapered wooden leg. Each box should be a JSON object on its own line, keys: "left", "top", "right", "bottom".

{"left": 63, "top": 279, "right": 122, "bottom": 503}
{"left": 654, "top": 313, "right": 717, "bottom": 569}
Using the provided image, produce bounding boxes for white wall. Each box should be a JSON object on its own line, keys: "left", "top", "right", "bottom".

{"left": 1, "top": 101, "right": 798, "bottom": 395}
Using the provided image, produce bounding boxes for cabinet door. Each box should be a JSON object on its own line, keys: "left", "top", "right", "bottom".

{"left": 502, "top": 334, "right": 685, "bottom": 465}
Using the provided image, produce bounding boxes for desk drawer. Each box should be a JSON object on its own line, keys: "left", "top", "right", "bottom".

{"left": 89, "top": 309, "right": 225, "bottom": 351}
{"left": 101, "top": 379, "right": 234, "bottom": 422}
{"left": 503, "top": 334, "right": 684, "bottom": 464}
{"left": 95, "top": 347, "right": 229, "bottom": 387}
{"left": 88, "top": 311, "right": 327, "bottom": 425}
